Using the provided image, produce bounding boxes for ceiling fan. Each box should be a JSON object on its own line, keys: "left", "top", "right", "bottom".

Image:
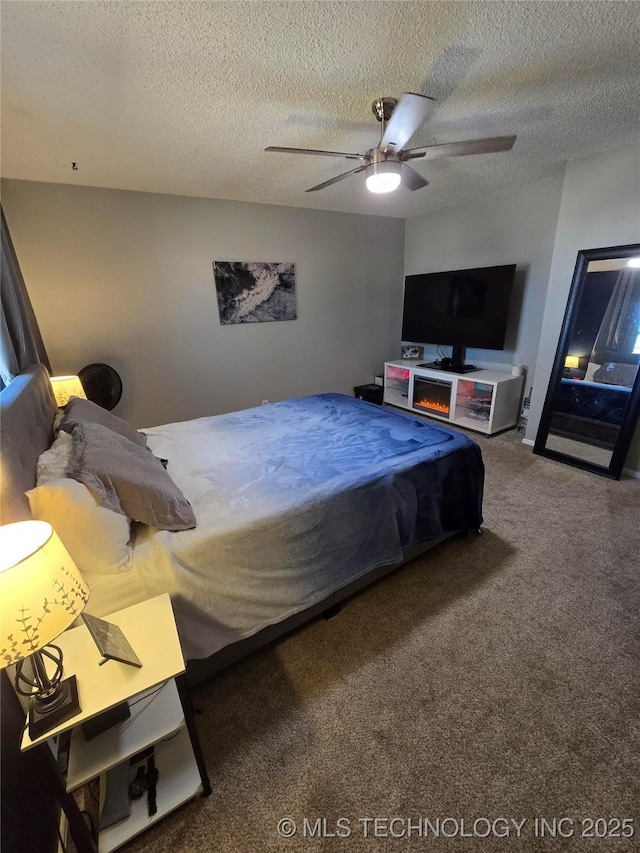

{"left": 265, "top": 93, "right": 516, "bottom": 194}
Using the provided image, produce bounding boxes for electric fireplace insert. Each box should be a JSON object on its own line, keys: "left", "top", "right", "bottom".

{"left": 413, "top": 376, "right": 452, "bottom": 418}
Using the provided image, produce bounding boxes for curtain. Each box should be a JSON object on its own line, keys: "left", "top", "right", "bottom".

{"left": 591, "top": 267, "right": 640, "bottom": 366}
{"left": 0, "top": 207, "right": 50, "bottom": 388}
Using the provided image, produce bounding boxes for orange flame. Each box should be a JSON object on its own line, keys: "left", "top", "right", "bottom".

{"left": 415, "top": 399, "right": 450, "bottom": 414}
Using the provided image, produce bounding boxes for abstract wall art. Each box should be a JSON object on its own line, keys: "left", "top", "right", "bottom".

{"left": 213, "top": 261, "right": 297, "bottom": 324}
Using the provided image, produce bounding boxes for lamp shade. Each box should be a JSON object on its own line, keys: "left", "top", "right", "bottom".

{"left": 365, "top": 161, "right": 402, "bottom": 193}
{"left": 564, "top": 356, "right": 580, "bottom": 370}
{"left": 0, "top": 521, "right": 89, "bottom": 669}
{"left": 50, "top": 375, "right": 87, "bottom": 407}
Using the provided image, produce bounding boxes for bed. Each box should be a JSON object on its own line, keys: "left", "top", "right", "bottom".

{"left": 551, "top": 376, "right": 631, "bottom": 449}
{"left": 0, "top": 364, "right": 484, "bottom": 685}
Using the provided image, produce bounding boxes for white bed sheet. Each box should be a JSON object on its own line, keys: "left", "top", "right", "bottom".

{"left": 83, "top": 409, "right": 406, "bottom": 660}
{"left": 80, "top": 394, "right": 483, "bottom": 662}
{"left": 83, "top": 563, "right": 148, "bottom": 618}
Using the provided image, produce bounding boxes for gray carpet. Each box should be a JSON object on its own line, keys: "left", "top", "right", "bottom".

{"left": 125, "top": 430, "right": 640, "bottom": 852}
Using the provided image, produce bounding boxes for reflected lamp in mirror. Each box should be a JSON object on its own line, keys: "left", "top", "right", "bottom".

{"left": 563, "top": 355, "right": 584, "bottom": 379}
{"left": 50, "top": 375, "right": 87, "bottom": 408}
{"left": 0, "top": 521, "right": 90, "bottom": 739}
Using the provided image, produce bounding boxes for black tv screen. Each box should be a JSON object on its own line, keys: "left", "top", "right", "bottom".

{"left": 402, "top": 264, "right": 516, "bottom": 351}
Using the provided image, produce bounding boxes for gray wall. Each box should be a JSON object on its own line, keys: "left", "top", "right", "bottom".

{"left": 1, "top": 180, "right": 405, "bottom": 427}
{"left": 4, "top": 145, "right": 639, "bottom": 472}
{"left": 404, "top": 168, "right": 566, "bottom": 394}
{"left": 526, "top": 142, "right": 640, "bottom": 472}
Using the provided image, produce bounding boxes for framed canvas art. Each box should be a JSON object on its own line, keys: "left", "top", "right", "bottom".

{"left": 213, "top": 261, "right": 297, "bottom": 324}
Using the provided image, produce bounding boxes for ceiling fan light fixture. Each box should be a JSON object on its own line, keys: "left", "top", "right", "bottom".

{"left": 365, "top": 161, "right": 401, "bottom": 193}
{"left": 266, "top": 94, "right": 515, "bottom": 196}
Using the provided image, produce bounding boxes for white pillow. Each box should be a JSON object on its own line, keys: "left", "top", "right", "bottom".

{"left": 36, "top": 430, "right": 74, "bottom": 484}
{"left": 26, "top": 478, "right": 132, "bottom": 575}
{"left": 585, "top": 361, "right": 601, "bottom": 382}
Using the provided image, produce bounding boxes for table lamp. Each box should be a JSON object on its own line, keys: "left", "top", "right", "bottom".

{"left": 50, "top": 375, "right": 87, "bottom": 408}
{"left": 0, "top": 521, "right": 90, "bottom": 738}
{"left": 564, "top": 356, "right": 580, "bottom": 370}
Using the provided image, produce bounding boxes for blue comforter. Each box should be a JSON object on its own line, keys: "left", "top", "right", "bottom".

{"left": 136, "top": 394, "right": 484, "bottom": 658}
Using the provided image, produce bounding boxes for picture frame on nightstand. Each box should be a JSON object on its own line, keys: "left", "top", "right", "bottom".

{"left": 82, "top": 613, "right": 143, "bottom": 668}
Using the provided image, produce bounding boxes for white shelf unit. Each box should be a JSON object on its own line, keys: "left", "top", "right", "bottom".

{"left": 99, "top": 725, "right": 202, "bottom": 853}
{"left": 66, "top": 681, "right": 183, "bottom": 790}
{"left": 384, "top": 360, "right": 524, "bottom": 435}
{"left": 66, "top": 683, "right": 203, "bottom": 853}
{"left": 22, "top": 594, "right": 211, "bottom": 853}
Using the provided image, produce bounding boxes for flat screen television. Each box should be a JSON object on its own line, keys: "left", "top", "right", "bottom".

{"left": 401, "top": 263, "right": 517, "bottom": 373}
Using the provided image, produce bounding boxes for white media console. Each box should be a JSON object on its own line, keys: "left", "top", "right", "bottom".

{"left": 384, "top": 360, "right": 524, "bottom": 435}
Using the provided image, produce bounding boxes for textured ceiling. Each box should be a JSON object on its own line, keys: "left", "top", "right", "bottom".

{"left": 1, "top": 1, "right": 639, "bottom": 219}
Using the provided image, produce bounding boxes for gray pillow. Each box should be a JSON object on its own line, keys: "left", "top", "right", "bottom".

{"left": 60, "top": 397, "right": 147, "bottom": 448}
{"left": 592, "top": 362, "right": 638, "bottom": 388}
{"left": 67, "top": 421, "right": 196, "bottom": 531}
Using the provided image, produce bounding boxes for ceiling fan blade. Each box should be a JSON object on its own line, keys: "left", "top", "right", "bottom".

{"left": 265, "top": 146, "right": 368, "bottom": 161}
{"left": 401, "top": 164, "right": 429, "bottom": 191}
{"left": 380, "top": 93, "right": 436, "bottom": 151}
{"left": 403, "top": 135, "right": 517, "bottom": 161}
{"left": 305, "top": 165, "right": 368, "bottom": 193}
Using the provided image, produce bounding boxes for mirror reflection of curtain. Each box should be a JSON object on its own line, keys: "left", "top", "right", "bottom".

{"left": 591, "top": 268, "right": 640, "bottom": 366}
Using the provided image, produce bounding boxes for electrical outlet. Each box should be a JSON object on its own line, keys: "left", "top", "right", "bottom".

{"left": 261, "top": 399, "right": 269, "bottom": 405}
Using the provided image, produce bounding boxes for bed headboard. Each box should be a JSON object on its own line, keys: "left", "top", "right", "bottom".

{"left": 0, "top": 363, "right": 56, "bottom": 524}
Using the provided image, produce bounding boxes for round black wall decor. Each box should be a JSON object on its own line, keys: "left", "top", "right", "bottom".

{"left": 78, "top": 363, "right": 123, "bottom": 410}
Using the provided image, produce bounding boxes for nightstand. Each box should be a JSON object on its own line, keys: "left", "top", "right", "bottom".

{"left": 20, "top": 593, "right": 211, "bottom": 852}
